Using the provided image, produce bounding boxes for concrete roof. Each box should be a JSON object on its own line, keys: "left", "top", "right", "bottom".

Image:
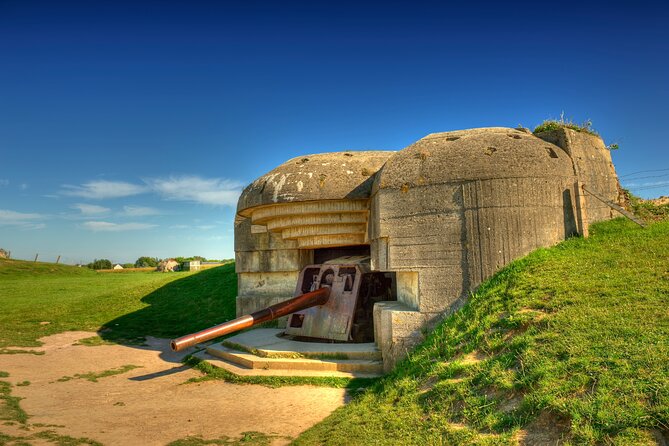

{"left": 374, "top": 127, "right": 575, "bottom": 190}
{"left": 237, "top": 151, "right": 394, "bottom": 215}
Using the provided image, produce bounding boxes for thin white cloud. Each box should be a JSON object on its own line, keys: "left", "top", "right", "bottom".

{"left": 146, "top": 176, "right": 243, "bottom": 206}
{"left": 81, "top": 221, "right": 157, "bottom": 232}
{"left": 626, "top": 180, "right": 669, "bottom": 187}
{"left": 121, "top": 205, "right": 162, "bottom": 217}
{"left": 189, "top": 235, "right": 225, "bottom": 241}
{"left": 72, "top": 203, "right": 111, "bottom": 216}
{"left": 62, "top": 180, "right": 148, "bottom": 199}
{"left": 0, "top": 179, "right": 8, "bottom": 186}
{"left": 0, "top": 209, "right": 46, "bottom": 230}
{"left": 167, "top": 224, "right": 217, "bottom": 230}
{"left": 20, "top": 183, "right": 28, "bottom": 190}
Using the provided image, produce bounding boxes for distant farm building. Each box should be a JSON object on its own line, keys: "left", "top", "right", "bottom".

{"left": 157, "top": 259, "right": 179, "bottom": 272}
{"left": 182, "top": 260, "right": 201, "bottom": 271}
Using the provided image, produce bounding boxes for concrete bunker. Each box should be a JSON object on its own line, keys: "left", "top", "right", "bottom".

{"left": 230, "top": 127, "right": 620, "bottom": 370}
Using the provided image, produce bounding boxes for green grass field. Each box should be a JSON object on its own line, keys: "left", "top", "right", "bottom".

{"left": 0, "top": 261, "right": 237, "bottom": 348}
{"left": 295, "top": 219, "right": 669, "bottom": 445}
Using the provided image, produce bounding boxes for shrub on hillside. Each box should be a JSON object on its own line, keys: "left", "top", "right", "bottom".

{"left": 134, "top": 256, "right": 159, "bottom": 268}
{"left": 87, "top": 259, "right": 112, "bottom": 270}
{"left": 624, "top": 189, "right": 669, "bottom": 222}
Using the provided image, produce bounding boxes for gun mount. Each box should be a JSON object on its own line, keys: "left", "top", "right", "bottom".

{"left": 170, "top": 256, "right": 394, "bottom": 352}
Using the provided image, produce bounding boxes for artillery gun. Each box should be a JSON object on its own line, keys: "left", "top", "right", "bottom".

{"left": 170, "top": 256, "right": 394, "bottom": 352}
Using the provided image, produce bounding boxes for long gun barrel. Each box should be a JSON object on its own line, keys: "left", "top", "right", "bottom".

{"left": 170, "top": 286, "right": 331, "bottom": 352}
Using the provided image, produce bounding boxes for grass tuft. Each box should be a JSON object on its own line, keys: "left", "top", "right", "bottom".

{"left": 0, "top": 348, "right": 45, "bottom": 355}
{"left": 0, "top": 372, "right": 29, "bottom": 424}
{"left": 73, "top": 336, "right": 117, "bottom": 347}
{"left": 533, "top": 113, "right": 599, "bottom": 136}
{"left": 167, "top": 431, "right": 287, "bottom": 445}
{"left": 55, "top": 364, "right": 142, "bottom": 383}
{"left": 33, "top": 430, "right": 102, "bottom": 445}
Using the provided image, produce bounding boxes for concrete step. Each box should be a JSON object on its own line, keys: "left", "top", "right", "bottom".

{"left": 206, "top": 343, "right": 383, "bottom": 374}
{"left": 220, "top": 328, "right": 382, "bottom": 361}
{"left": 193, "top": 351, "right": 382, "bottom": 378}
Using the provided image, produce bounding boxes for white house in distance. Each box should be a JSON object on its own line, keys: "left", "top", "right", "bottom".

{"left": 113, "top": 264, "right": 124, "bottom": 270}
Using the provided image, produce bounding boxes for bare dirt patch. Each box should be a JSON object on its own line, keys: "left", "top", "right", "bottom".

{"left": 418, "top": 375, "right": 439, "bottom": 394}
{"left": 0, "top": 331, "right": 347, "bottom": 445}
{"left": 517, "top": 308, "right": 548, "bottom": 321}
{"left": 459, "top": 350, "right": 487, "bottom": 365}
{"left": 515, "top": 411, "right": 571, "bottom": 445}
{"left": 498, "top": 393, "right": 523, "bottom": 413}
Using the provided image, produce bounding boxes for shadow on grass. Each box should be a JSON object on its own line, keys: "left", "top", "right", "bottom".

{"left": 99, "top": 264, "right": 237, "bottom": 364}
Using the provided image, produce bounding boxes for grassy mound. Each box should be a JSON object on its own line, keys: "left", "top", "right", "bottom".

{"left": 0, "top": 258, "right": 96, "bottom": 277}
{"left": 100, "top": 263, "right": 237, "bottom": 344}
{"left": 0, "top": 261, "right": 237, "bottom": 347}
{"left": 295, "top": 219, "right": 669, "bottom": 445}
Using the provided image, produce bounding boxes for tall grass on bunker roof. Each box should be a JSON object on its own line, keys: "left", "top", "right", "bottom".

{"left": 533, "top": 113, "right": 599, "bottom": 136}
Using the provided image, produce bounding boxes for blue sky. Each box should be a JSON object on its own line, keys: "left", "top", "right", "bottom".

{"left": 1, "top": 1, "right": 668, "bottom": 264}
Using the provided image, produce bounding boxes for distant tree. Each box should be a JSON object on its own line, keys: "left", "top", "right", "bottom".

{"left": 134, "top": 256, "right": 159, "bottom": 268}
{"left": 87, "top": 259, "right": 112, "bottom": 270}
{"left": 0, "top": 248, "right": 9, "bottom": 259}
{"left": 174, "top": 255, "right": 207, "bottom": 263}
{"left": 122, "top": 263, "right": 134, "bottom": 269}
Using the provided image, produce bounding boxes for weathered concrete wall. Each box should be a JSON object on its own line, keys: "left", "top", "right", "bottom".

{"left": 371, "top": 128, "right": 577, "bottom": 309}
{"left": 370, "top": 182, "right": 467, "bottom": 314}
{"left": 234, "top": 216, "right": 311, "bottom": 316}
{"left": 462, "top": 177, "right": 578, "bottom": 288}
{"left": 369, "top": 128, "right": 581, "bottom": 369}
{"left": 373, "top": 301, "right": 431, "bottom": 372}
{"left": 535, "top": 128, "right": 619, "bottom": 224}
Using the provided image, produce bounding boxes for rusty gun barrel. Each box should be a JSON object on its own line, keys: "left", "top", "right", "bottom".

{"left": 170, "top": 286, "right": 331, "bottom": 352}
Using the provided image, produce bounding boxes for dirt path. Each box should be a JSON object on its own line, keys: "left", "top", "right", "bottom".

{"left": 0, "top": 331, "right": 347, "bottom": 445}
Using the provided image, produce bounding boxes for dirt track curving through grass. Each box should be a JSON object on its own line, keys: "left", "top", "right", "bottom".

{"left": 0, "top": 331, "right": 347, "bottom": 445}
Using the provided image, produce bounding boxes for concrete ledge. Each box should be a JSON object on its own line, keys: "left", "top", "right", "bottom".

{"left": 206, "top": 344, "right": 383, "bottom": 374}
{"left": 222, "top": 328, "right": 382, "bottom": 360}
{"left": 198, "top": 328, "right": 385, "bottom": 376}
{"left": 193, "top": 351, "right": 381, "bottom": 378}
{"left": 373, "top": 302, "right": 428, "bottom": 371}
